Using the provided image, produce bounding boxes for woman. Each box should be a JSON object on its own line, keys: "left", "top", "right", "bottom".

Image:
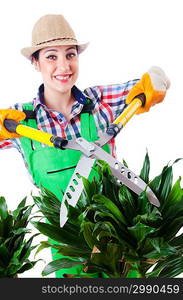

{"left": 0, "top": 14, "right": 170, "bottom": 277}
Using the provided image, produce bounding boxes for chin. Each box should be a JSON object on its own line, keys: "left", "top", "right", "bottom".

{"left": 57, "top": 87, "right": 72, "bottom": 94}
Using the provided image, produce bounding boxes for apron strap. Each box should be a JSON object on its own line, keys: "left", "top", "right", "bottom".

{"left": 22, "top": 100, "right": 97, "bottom": 142}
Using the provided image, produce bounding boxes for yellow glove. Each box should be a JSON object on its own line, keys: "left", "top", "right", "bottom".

{"left": 0, "top": 109, "right": 26, "bottom": 141}
{"left": 126, "top": 66, "right": 170, "bottom": 114}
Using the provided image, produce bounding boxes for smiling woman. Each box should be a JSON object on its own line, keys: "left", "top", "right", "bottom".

{"left": 0, "top": 13, "right": 170, "bottom": 278}
{"left": 32, "top": 45, "right": 79, "bottom": 119}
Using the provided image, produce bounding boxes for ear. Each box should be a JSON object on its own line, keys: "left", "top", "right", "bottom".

{"left": 32, "top": 57, "right": 41, "bottom": 72}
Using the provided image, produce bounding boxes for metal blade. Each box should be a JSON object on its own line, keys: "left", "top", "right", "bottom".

{"left": 60, "top": 138, "right": 160, "bottom": 227}
{"left": 60, "top": 155, "right": 95, "bottom": 227}
{"left": 97, "top": 131, "right": 115, "bottom": 147}
{"left": 90, "top": 143, "right": 160, "bottom": 207}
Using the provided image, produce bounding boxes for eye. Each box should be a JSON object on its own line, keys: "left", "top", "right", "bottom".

{"left": 46, "top": 55, "right": 57, "bottom": 60}
{"left": 66, "top": 52, "right": 77, "bottom": 59}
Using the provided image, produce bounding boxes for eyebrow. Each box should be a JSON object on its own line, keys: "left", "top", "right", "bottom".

{"left": 43, "top": 46, "right": 77, "bottom": 54}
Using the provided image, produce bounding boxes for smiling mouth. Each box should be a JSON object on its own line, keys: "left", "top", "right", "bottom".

{"left": 54, "top": 74, "right": 72, "bottom": 81}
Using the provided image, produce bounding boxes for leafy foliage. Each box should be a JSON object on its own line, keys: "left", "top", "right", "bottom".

{"left": 32, "top": 153, "right": 183, "bottom": 278}
{"left": 0, "top": 197, "right": 39, "bottom": 277}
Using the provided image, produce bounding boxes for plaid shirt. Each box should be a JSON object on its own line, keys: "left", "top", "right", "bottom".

{"left": 0, "top": 80, "right": 138, "bottom": 181}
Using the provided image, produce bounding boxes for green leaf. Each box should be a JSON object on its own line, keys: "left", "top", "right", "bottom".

{"left": 149, "top": 165, "right": 172, "bottom": 204}
{"left": 57, "top": 245, "right": 91, "bottom": 258}
{"left": 0, "top": 197, "right": 8, "bottom": 220}
{"left": 0, "top": 221, "right": 4, "bottom": 237}
{"left": 128, "top": 222, "right": 155, "bottom": 245}
{"left": 17, "top": 197, "right": 27, "bottom": 209}
{"left": 93, "top": 194, "right": 127, "bottom": 225}
{"left": 95, "top": 220, "right": 116, "bottom": 233}
{"left": 122, "top": 159, "right": 128, "bottom": 168}
{"left": 0, "top": 244, "right": 11, "bottom": 265}
{"left": 32, "top": 188, "right": 61, "bottom": 226}
{"left": 106, "top": 243, "right": 122, "bottom": 275}
{"left": 32, "top": 221, "right": 88, "bottom": 250}
{"left": 6, "top": 263, "right": 21, "bottom": 276}
{"left": 42, "top": 258, "right": 84, "bottom": 276}
{"left": 93, "top": 221, "right": 121, "bottom": 244}
{"left": 100, "top": 172, "right": 120, "bottom": 207}
{"left": 40, "top": 186, "right": 62, "bottom": 207}
{"left": 11, "top": 228, "right": 31, "bottom": 235}
{"left": 170, "top": 233, "right": 183, "bottom": 248}
{"left": 93, "top": 211, "right": 122, "bottom": 227}
{"left": 162, "top": 177, "right": 183, "bottom": 211}
{"left": 2, "top": 215, "right": 13, "bottom": 238}
{"left": 12, "top": 203, "right": 31, "bottom": 219}
{"left": 159, "top": 167, "right": 173, "bottom": 204}
{"left": 8, "top": 235, "right": 24, "bottom": 254}
{"left": 89, "top": 243, "right": 122, "bottom": 277}
{"left": 133, "top": 207, "right": 162, "bottom": 228}
{"left": 140, "top": 151, "right": 150, "bottom": 184}
{"left": 81, "top": 222, "right": 96, "bottom": 249}
{"left": 95, "top": 231, "right": 117, "bottom": 242}
{"left": 82, "top": 177, "right": 96, "bottom": 205}
{"left": 118, "top": 185, "right": 136, "bottom": 222}
{"left": 63, "top": 201, "right": 82, "bottom": 227}
{"left": 158, "top": 256, "right": 183, "bottom": 277}
{"left": 147, "top": 255, "right": 183, "bottom": 277}
{"left": 144, "top": 241, "right": 177, "bottom": 259}
{"left": 162, "top": 216, "right": 183, "bottom": 241}
{"left": 10, "top": 244, "right": 25, "bottom": 261}
{"left": 34, "top": 241, "right": 52, "bottom": 257}
{"left": 136, "top": 191, "right": 151, "bottom": 216}
{"left": 19, "top": 233, "right": 40, "bottom": 262}
{"left": 17, "top": 260, "right": 41, "bottom": 274}
{"left": 14, "top": 205, "right": 34, "bottom": 229}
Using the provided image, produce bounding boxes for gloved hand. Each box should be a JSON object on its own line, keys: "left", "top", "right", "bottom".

{"left": 126, "top": 66, "right": 170, "bottom": 114}
{"left": 0, "top": 109, "right": 26, "bottom": 141}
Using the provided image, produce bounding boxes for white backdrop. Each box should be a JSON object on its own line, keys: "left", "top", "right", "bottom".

{"left": 0, "top": 0, "right": 183, "bottom": 277}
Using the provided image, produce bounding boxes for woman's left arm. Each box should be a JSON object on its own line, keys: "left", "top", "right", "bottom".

{"left": 84, "top": 66, "right": 170, "bottom": 121}
{"left": 83, "top": 79, "right": 139, "bottom": 122}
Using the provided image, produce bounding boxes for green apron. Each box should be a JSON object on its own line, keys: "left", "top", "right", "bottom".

{"left": 19, "top": 101, "right": 110, "bottom": 277}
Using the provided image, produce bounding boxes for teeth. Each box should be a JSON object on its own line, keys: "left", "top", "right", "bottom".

{"left": 55, "top": 75, "right": 70, "bottom": 80}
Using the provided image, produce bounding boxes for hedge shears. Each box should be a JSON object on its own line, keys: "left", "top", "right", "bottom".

{"left": 4, "top": 94, "right": 160, "bottom": 227}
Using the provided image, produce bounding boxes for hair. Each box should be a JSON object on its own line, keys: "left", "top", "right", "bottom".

{"left": 31, "top": 50, "right": 40, "bottom": 62}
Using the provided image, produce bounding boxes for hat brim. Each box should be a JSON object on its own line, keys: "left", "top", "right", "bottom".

{"left": 21, "top": 40, "right": 89, "bottom": 60}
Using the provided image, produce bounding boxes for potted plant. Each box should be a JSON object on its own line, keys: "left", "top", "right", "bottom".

{"left": 0, "top": 196, "right": 40, "bottom": 278}
{"left": 32, "top": 153, "right": 183, "bottom": 278}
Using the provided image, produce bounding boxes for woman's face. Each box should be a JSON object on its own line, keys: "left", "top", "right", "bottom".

{"left": 33, "top": 45, "right": 79, "bottom": 96}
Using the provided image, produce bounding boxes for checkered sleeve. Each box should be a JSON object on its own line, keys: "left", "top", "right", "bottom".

{"left": 84, "top": 79, "right": 139, "bottom": 121}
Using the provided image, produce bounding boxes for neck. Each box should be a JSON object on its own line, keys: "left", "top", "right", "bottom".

{"left": 44, "top": 87, "right": 75, "bottom": 117}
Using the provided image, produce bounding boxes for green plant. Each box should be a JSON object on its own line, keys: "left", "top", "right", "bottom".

{"left": 32, "top": 153, "right": 183, "bottom": 278}
{"left": 0, "top": 196, "right": 40, "bottom": 277}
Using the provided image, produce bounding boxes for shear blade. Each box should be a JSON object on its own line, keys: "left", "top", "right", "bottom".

{"left": 60, "top": 155, "right": 95, "bottom": 227}
{"left": 91, "top": 144, "right": 160, "bottom": 207}
{"left": 60, "top": 142, "right": 160, "bottom": 227}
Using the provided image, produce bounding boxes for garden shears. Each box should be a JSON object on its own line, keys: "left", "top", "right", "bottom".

{"left": 4, "top": 93, "right": 160, "bottom": 227}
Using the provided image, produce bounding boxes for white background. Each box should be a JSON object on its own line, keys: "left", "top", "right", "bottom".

{"left": 0, "top": 0, "right": 183, "bottom": 277}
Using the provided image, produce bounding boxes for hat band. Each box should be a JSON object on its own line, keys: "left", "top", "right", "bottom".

{"left": 35, "top": 37, "right": 78, "bottom": 46}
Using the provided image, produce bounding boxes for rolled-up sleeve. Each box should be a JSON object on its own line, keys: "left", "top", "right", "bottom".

{"left": 84, "top": 79, "right": 138, "bottom": 121}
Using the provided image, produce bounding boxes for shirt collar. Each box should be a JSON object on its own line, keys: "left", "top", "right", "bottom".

{"left": 33, "top": 84, "right": 88, "bottom": 108}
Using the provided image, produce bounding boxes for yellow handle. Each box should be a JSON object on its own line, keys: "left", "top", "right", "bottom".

{"left": 4, "top": 94, "right": 144, "bottom": 147}
{"left": 16, "top": 124, "right": 54, "bottom": 147}
{"left": 114, "top": 98, "right": 142, "bottom": 126}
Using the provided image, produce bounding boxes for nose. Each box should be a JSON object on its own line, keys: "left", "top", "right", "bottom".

{"left": 56, "top": 56, "right": 70, "bottom": 73}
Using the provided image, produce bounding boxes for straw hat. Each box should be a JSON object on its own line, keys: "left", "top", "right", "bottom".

{"left": 21, "top": 14, "right": 88, "bottom": 60}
